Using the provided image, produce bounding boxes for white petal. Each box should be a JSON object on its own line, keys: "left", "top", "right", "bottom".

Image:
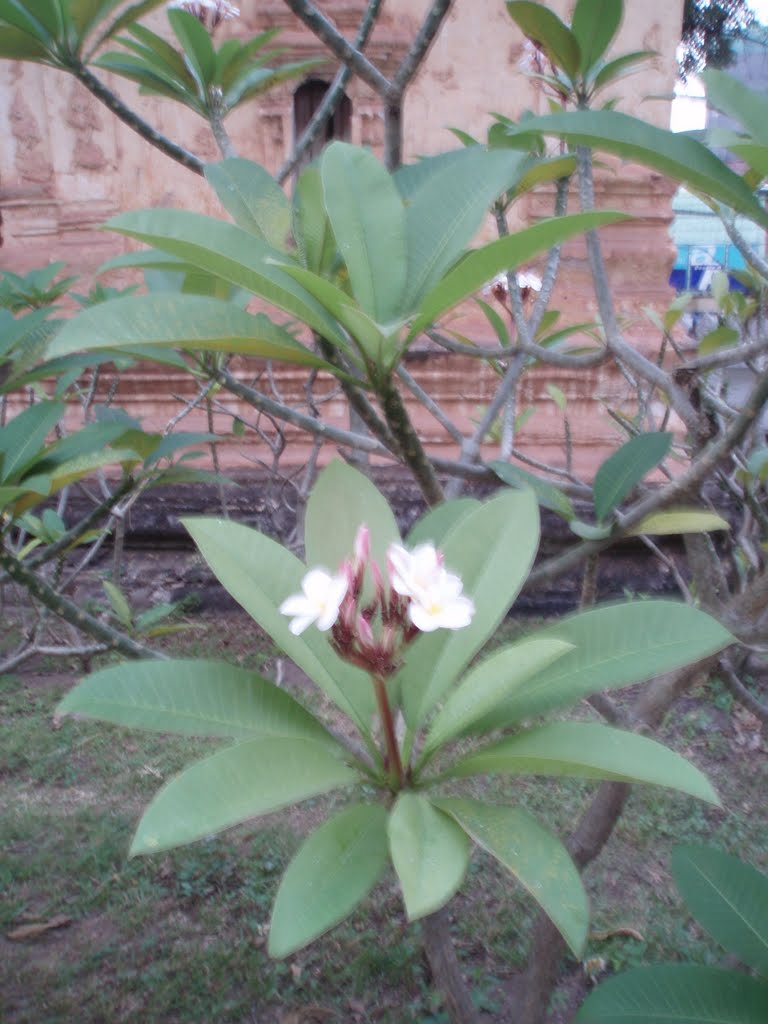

{"left": 279, "top": 594, "right": 312, "bottom": 617}
{"left": 288, "top": 614, "right": 315, "bottom": 636}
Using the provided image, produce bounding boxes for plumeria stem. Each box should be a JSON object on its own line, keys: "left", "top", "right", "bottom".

{"left": 373, "top": 674, "right": 404, "bottom": 788}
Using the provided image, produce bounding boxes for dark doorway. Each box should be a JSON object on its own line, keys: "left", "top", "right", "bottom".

{"left": 292, "top": 78, "right": 352, "bottom": 173}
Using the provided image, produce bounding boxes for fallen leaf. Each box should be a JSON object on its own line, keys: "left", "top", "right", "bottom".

{"left": 7, "top": 914, "right": 72, "bottom": 941}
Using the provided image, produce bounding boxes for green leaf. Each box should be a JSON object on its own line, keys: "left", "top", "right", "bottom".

{"left": 698, "top": 325, "right": 739, "bottom": 355}
{"left": 129, "top": 737, "right": 358, "bottom": 856}
{"left": 572, "top": 0, "right": 622, "bottom": 75}
{"left": 673, "top": 845, "right": 768, "bottom": 976}
{"left": 402, "top": 146, "right": 528, "bottom": 309}
{"left": 506, "top": 2, "right": 581, "bottom": 80}
{"left": 0, "top": 0, "right": 55, "bottom": 45}
{"left": 321, "top": 143, "right": 407, "bottom": 324}
{"left": 100, "top": 208, "right": 350, "bottom": 346}
{"left": 508, "top": 110, "right": 768, "bottom": 227}
{"left": 406, "top": 498, "right": 481, "bottom": 547}
{"left": 491, "top": 461, "right": 575, "bottom": 520}
{"left": 167, "top": 7, "right": 214, "bottom": 94}
{"left": 56, "top": 658, "right": 337, "bottom": 747}
{"left": 102, "top": 580, "right": 133, "bottom": 627}
{"left": 592, "top": 51, "right": 655, "bottom": 92}
{"left": 204, "top": 158, "right": 290, "bottom": 247}
{"left": 273, "top": 262, "right": 383, "bottom": 364}
{"left": 628, "top": 509, "right": 729, "bottom": 537}
{"left": 436, "top": 797, "right": 588, "bottom": 956}
{"left": 399, "top": 489, "right": 540, "bottom": 731}
{"left": 387, "top": 793, "right": 469, "bottom": 921}
{"left": 410, "top": 211, "right": 629, "bottom": 338}
{"left": 450, "top": 722, "right": 719, "bottom": 805}
{"left": 472, "top": 601, "right": 733, "bottom": 733}
{"left": 702, "top": 69, "right": 768, "bottom": 147}
{"left": 593, "top": 431, "right": 672, "bottom": 521}
{"left": 0, "top": 24, "right": 52, "bottom": 61}
{"left": 569, "top": 519, "right": 612, "bottom": 540}
{"left": 0, "top": 400, "right": 64, "bottom": 483}
{"left": 304, "top": 461, "right": 400, "bottom": 583}
{"left": 421, "top": 636, "right": 573, "bottom": 760}
{"left": 182, "top": 518, "right": 375, "bottom": 731}
{"left": 47, "top": 294, "right": 332, "bottom": 369}
{"left": 293, "top": 166, "right": 338, "bottom": 277}
{"left": 269, "top": 803, "right": 389, "bottom": 958}
{"left": 575, "top": 964, "right": 768, "bottom": 1023}
{"left": 90, "top": 0, "right": 168, "bottom": 54}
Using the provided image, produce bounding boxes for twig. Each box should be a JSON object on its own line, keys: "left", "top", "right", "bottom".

{"left": 71, "top": 62, "right": 204, "bottom": 175}
{"left": 277, "top": 0, "right": 382, "bottom": 183}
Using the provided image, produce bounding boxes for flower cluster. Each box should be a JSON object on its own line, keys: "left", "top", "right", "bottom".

{"left": 483, "top": 270, "right": 542, "bottom": 306}
{"left": 279, "top": 527, "right": 474, "bottom": 676}
{"left": 168, "top": 0, "right": 239, "bottom": 30}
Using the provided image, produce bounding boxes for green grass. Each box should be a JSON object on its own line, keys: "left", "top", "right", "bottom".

{"left": 1, "top": 611, "right": 766, "bottom": 1022}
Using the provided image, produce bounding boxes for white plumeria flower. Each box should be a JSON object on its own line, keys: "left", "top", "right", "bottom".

{"left": 387, "top": 541, "right": 474, "bottom": 632}
{"left": 168, "top": 0, "right": 239, "bottom": 24}
{"left": 279, "top": 569, "right": 348, "bottom": 636}
{"left": 516, "top": 271, "right": 542, "bottom": 292}
{"left": 387, "top": 542, "right": 444, "bottom": 600}
{"left": 408, "top": 570, "right": 475, "bottom": 633}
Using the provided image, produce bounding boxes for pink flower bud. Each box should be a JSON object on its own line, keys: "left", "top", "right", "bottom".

{"left": 356, "top": 614, "right": 375, "bottom": 649}
{"left": 353, "top": 524, "right": 370, "bottom": 566}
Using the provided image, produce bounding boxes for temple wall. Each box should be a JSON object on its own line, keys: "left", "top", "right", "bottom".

{"left": 0, "top": 0, "right": 685, "bottom": 478}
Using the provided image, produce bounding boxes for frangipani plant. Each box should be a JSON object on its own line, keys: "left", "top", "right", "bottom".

{"left": 58, "top": 461, "right": 731, "bottom": 984}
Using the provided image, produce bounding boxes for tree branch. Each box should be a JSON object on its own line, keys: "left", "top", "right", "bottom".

{"left": 281, "top": 0, "right": 392, "bottom": 97}
{"left": 71, "top": 62, "right": 205, "bottom": 175}
{"left": 277, "top": 0, "right": 383, "bottom": 183}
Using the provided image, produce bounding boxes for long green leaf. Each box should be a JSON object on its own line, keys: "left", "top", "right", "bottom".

{"left": 305, "top": 461, "right": 401, "bottom": 581}
{"left": 0, "top": 400, "right": 64, "bottom": 483}
{"left": 399, "top": 489, "right": 540, "bottom": 730}
{"left": 402, "top": 147, "right": 528, "bottom": 309}
{"left": 275, "top": 263, "right": 384, "bottom": 363}
{"left": 471, "top": 601, "right": 733, "bottom": 733}
{"left": 593, "top": 431, "right": 671, "bottom": 521}
{"left": 57, "top": 658, "right": 337, "bottom": 748}
{"left": 293, "top": 166, "right": 338, "bottom": 277}
{"left": 89, "top": 0, "right": 167, "bottom": 54}
{"left": 0, "top": 0, "right": 55, "bottom": 44}
{"left": 182, "top": 518, "right": 375, "bottom": 731}
{"left": 0, "top": 23, "right": 53, "bottom": 60}
{"left": 321, "top": 143, "right": 407, "bottom": 324}
{"left": 129, "top": 737, "right": 358, "bottom": 856}
{"left": 702, "top": 69, "right": 768, "bottom": 147}
{"left": 406, "top": 498, "right": 480, "bottom": 547}
{"left": 204, "top": 158, "right": 290, "bottom": 247}
{"left": 421, "top": 637, "right": 574, "bottom": 760}
{"left": 449, "top": 722, "right": 719, "bottom": 805}
{"left": 388, "top": 793, "right": 469, "bottom": 920}
{"left": 436, "top": 797, "right": 589, "bottom": 957}
{"left": 506, "top": 2, "right": 581, "bottom": 79}
{"left": 101, "top": 208, "right": 350, "bottom": 346}
{"left": 47, "top": 294, "right": 331, "bottom": 368}
{"left": 509, "top": 110, "right": 768, "bottom": 226}
{"left": 167, "top": 7, "right": 214, "bottom": 93}
{"left": 491, "top": 461, "right": 575, "bottom": 520}
{"left": 575, "top": 964, "right": 768, "bottom": 1023}
{"left": 592, "top": 50, "right": 656, "bottom": 91}
{"left": 410, "top": 211, "right": 629, "bottom": 338}
{"left": 572, "top": 0, "right": 623, "bottom": 74}
{"left": 269, "top": 803, "right": 389, "bottom": 958}
{"left": 673, "top": 845, "right": 768, "bottom": 976}
{"left": 627, "top": 509, "right": 729, "bottom": 537}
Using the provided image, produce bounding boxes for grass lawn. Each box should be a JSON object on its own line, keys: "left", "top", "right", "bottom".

{"left": 2, "top": 610, "right": 766, "bottom": 1023}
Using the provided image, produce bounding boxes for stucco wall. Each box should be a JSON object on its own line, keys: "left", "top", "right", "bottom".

{"left": 0, "top": 0, "right": 687, "bottom": 477}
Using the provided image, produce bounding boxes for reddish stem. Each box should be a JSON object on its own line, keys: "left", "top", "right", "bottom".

{"left": 373, "top": 675, "right": 404, "bottom": 787}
